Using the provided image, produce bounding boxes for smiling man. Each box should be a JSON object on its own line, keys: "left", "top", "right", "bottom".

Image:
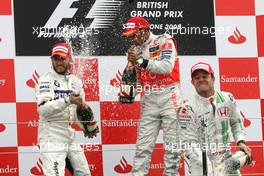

{"left": 178, "top": 62, "right": 252, "bottom": 175}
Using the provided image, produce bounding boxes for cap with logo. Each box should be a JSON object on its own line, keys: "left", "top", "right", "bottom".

{"left": 122, "top": 16, "right": 150, "bottom": 37}
{"left": 51, "top": 43, "right": 71, "bottom": 59}
{"left": 191, "top": 62, "right": 214, "bottom": 77}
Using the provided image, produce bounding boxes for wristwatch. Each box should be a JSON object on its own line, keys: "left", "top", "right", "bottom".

{"left": 137, "top": 57, "right": 148, "bottom": 69}
{"left": 137, "top": 57, "right": 144, "bottom": 65}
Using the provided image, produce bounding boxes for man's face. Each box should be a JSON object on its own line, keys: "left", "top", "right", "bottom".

{"left": 130, "top": 30, "right": 148, "bottom": 46}
{"left": 191, "top": 70, "right": 215, "bottom": 95}
{"left": 51, "top": 55, "right": 70, "bottom": 74}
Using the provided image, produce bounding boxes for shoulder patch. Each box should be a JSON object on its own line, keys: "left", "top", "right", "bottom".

{"left": 162, "top": 43, "right": 172, "bottom": 50}
{"left": 178, "top": 106, "right": 192, "bottom": 129}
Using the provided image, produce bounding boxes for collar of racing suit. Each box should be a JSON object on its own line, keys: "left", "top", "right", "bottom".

{"left": 141, "top": 31, "right": 155, "bottom": 47}
{"left": 51, "top": 69, "right": 71, "bottom": 81}
{"left": 195, "top": 91, "right": 216, "bottom": 104}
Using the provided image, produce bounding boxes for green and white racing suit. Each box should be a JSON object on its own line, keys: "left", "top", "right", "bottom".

{"left": 178, "top": 91, "right": 246, "bottom": 176}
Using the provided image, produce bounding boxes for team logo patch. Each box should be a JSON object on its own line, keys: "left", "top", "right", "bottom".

{"left": 54, "top": 90, "right": 71, "bottom": 100}
{"left": 149, "top": 45, "right": 160, "bottom": 53}
{"left": 39, "top": 84, "right": 50, "bottom": 93}
{"left": 71, "top": 81, "right": 79, "bottom": 91}
{"left": 162, "top": 43, "right": 172, "bottom": 50}
{"left": 178, "top": 107, "right": 191, "bottom": 129}
{"left": 149, "top": 51, "right": 161, "bottom": 58}
{"left": 217, "top": 106, "right": 229, "bottom": 117}
{"left": 39, "top": 85, "right": 49, "bottom": 89}
{"left": 54, "top": 80, "right": 60, "bottom": 87}
{"left": 124, "top": 22, "right": 135, "bottom": 29}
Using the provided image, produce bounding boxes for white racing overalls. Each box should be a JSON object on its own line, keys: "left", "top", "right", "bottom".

{"left": 36, "top": 70, "right": 90, "bottom": 176}
{"left": 132, "top": 32, "right": 183, "bottom": 176}
{"left": 178, "top": 91, "right": 246, "bottom": 176}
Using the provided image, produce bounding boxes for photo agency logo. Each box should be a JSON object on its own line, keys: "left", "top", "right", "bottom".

{"left": 165, "top": 24, "right": 232, "bottom": 38}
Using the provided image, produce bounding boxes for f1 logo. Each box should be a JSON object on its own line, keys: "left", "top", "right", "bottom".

{"left": 44, "top": 0, "right": 80, "bottom": 28}
{"left": 44, "top": 0, "right": 124, "bottom": 28}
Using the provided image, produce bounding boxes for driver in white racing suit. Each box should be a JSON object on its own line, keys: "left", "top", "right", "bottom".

{"left": 178, "top": 62, "right": 252, "bottom": 175}
{"left": 121, "top": 16, "right": 183, "bottom": 175}
{"left": 35, "top": 43, "right": 91, "bottom": 176}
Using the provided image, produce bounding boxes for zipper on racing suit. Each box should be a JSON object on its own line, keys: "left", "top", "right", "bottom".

{"left": 202, "top": 97, "right": 216, "bottom": 176}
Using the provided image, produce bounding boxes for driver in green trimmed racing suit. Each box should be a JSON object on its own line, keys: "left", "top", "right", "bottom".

{"left": 178, "top": 62, "right": 251, "bottom": 175}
